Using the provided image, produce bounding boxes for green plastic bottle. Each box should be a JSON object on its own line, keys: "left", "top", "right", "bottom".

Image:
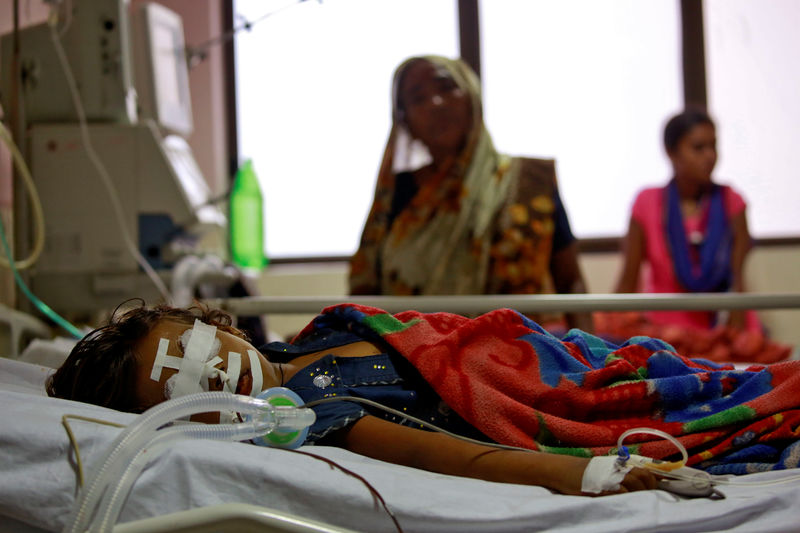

{"left": 229, "top": 159, "right": 268, "bottom": 271}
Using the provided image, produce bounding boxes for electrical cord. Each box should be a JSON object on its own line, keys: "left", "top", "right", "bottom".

{"left": 54, "top": 0, "right": 73, "bottom": 37}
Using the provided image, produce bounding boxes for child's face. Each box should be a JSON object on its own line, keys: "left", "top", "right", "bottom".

{"left": 132, "top": 319, "right": 280, "bottom": 415}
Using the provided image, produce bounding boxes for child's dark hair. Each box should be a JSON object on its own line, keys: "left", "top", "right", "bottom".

{"left": 663, "top": 108, "right": 715, "bottom": 153}
{"left": 46, "top": 300, "right": 246, "bottom": 413}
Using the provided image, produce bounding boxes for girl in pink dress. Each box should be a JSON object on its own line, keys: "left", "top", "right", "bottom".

{"left": 615, "top": 109, "right": 762, "bottom": 336}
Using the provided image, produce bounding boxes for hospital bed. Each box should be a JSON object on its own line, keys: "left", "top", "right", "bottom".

{"left": 2, "top": 293, "right": 800, "bottom": 533}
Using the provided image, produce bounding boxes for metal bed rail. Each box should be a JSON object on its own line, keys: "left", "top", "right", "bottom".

{"left": 206, "top": 292, "right": 800, "bottom": 316}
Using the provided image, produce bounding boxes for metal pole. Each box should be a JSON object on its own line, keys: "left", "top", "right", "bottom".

{"left": 206, "top": 293, "right": 800, "bottom": 316}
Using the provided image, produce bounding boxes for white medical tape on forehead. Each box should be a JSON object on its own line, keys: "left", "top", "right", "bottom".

{"left": 225, "top": 352, "right": 241, "bottom": 394}
{"left": 247, "top": 350, "right": 263, "bottom": 397}
{"left": 150, "top": 338, "right": 183, "bottom": 381}
{"left": 179, "top": 329, "right": 221, "bottom": 360}
{"left": 171, "top": 320, "right": 218, "bottom": 398}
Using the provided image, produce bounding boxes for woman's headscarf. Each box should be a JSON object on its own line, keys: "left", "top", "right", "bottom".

{"left": 350, "top": 55, "right": 553, "bottom": 297}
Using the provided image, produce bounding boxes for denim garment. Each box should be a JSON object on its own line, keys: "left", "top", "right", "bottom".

{"left": 279, "top": 350, "right": 489, "bottom": 445}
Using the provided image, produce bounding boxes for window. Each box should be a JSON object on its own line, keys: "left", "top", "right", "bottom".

{"left": 480, "top": 0, "right": 682, "bottom": 239}
{"left": 234, "top": 0, "right": 458, "bottom": 258}
{"left": 704, "top": 0, "right": 800, "bottom": 238}
{"left": 235, "top": 0, "right": 797, "bottom": 261}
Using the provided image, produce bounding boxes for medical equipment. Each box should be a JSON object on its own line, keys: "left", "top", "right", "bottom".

{"left": 0, "top": 120, "right": 83, "bottom": 338}
{"left": 0, "top": 0, "right": 136, "bottom": 125}
{"left": 130, "top": 2, "right": 194, "bottom": 137}
{"left": 614, "top": 427, "right": 723, "bottom": 498}
{"left": 250, "top": 387, "right": 312, "bottom": 448}
{"left": 0, "top": 0, "right": 228, "bottom": 314}
{"left": 66, "top": 390, "right": 316, "bottom": 533}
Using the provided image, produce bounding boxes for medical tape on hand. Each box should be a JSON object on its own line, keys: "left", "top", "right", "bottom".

{"left": 581, "top": 456, "right": 633, "bottom": 494}
{"left": 170, "top": 320, "right": 218, "bottom": 398}
{"left": 247, "top": 349, "right": 263, "bottom": 397}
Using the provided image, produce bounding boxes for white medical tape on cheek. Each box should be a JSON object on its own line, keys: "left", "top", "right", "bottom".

{"left": 150, "top": 338, "right": 183, "bottom": 382}
{"left": 202, "top": 356, "right": 231, "bottom": 392}
{"left": 215, "top": 352, "right": 241, "bottom": 423}
{"left": 150, "top": 339, "right": 170, "bottom": 381}
{"left": 247, "top": 350, "right": 263, "bottom": 397}
{"left": 171, "top": 320, "right": 218, "bottom": 398}
{"left": 202, "top": 356, "right": 224, "bottom": 383}
{"left": 164, "top": 374, "right": 178, "bottom": 399}
{"left": 581, "top": 457, "right": 633, "bottom": 494}
{"left": 225, "top": 352, "right": 241, "bottom": 394}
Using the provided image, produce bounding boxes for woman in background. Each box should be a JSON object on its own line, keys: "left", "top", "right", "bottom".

{"left": 611, "top": 108, "right": 788, "bottom": 362}
{"left": 349, "top": 55, "right": 592, "bottom": 331}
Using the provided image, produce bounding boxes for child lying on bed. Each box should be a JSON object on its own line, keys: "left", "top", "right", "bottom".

{"left": 47, "top": 301, "right": 660, "bottom": 497}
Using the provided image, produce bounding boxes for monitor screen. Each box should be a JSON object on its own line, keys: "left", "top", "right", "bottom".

{"left": 132, "top": 2, "right": 193, "bottom": 136}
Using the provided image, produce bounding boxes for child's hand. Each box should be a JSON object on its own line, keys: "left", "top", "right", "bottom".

{"left": 545, "top": 455, "right": 659, "bottom": 496}
{"left": 605, "top": 467, "right": 660, "bottom": 494}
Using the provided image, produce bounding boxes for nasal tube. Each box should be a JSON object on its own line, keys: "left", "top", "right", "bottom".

{"left": 65, "top": 391, "right": 316, "bottom": 533}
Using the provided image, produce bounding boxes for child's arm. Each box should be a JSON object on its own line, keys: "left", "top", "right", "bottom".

{"left": 334, "top": 415, "right": 657, "bottom": 495}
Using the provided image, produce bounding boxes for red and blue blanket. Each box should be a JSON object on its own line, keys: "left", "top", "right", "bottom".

{"left": 296, "top": 304, "right": 800, "bottom": 474}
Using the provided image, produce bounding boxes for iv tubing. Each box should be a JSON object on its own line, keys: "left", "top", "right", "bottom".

{"left": 617, "top": 427, "right": 688, "bottom": 471}
{"left": 65, "top": 392, "right": 304, "bottom": 533}
{"left": 615, "top": 427, "right": 800, "bottom": 488}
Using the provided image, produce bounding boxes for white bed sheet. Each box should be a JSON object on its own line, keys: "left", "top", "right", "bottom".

{"left": 2, "top": 357, "right": 800, "bottom": 533}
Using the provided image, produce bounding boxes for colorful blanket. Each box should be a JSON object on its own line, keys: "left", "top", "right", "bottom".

{"left": 296, "top": 304, "right": 800, "bottom": 474}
